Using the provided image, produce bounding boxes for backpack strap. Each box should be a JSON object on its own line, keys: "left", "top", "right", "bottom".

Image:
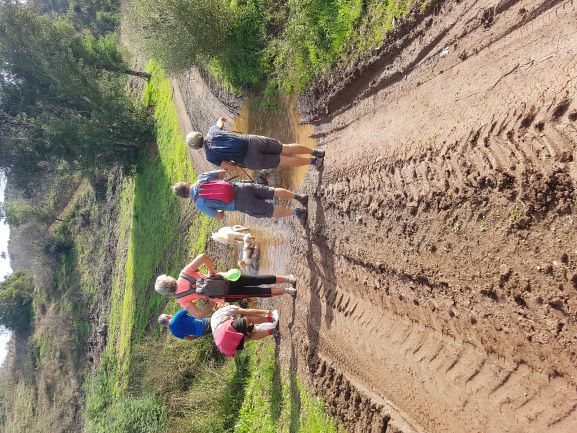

{"left": 175, "top": 272, "right": 197, "bottom": 299}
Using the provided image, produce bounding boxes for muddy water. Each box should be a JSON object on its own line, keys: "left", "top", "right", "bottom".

{"left": 228, "top": 96, "right": 316, "bottom": 275}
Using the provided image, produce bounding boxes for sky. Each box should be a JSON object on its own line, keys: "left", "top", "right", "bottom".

{"left": 0, "top": 175, "right": 13, "bottom": 367}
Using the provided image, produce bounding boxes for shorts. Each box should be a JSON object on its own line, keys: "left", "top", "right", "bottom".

{"left": 233, "top": 183, "right": 275, "bottom": 218}
{"left": 231, "top": 318, "right": 254, "bottom": 351}
{"left": 243, "top": 135, "right": 283, "bottom": 169}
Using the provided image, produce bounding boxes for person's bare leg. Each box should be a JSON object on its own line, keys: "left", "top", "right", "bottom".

{"left": 279, "top": 155, "right": 313, "bottom": 167}
{"left": 244, "top": 315, "right": 270, "bottom": 325}
{"left": 272, "top": 286, "right": 296, "bottom": 296}
{"left": 276, "top": 276, "right": 288, "bottom": 283}
{"left": 272, "top": 207, "right": 294, "bottom": 218}
{"left": 281, "top": 143, "right": 314, "bottom": 155}
{"left": 245, "top": 330, "right": 272, "bottom": 340}
{"left": 273, "top": 188, "right": 295, "bottom": 200}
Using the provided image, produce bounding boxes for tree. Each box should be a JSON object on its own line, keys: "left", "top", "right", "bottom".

{"left": 1, "top": 202, "right": 63, "bottom": 227}
{"left": 0, "top": 272, "right": 34, "bottom": 333}
{"left": 128, "top": 0, "right": 232, "bottom": 72}
{"left": 0, "top": 2, "right": 152, "bottom": 190}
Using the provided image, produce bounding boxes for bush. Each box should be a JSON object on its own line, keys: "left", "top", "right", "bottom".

{"left": 0, "top": 272, "right": 34, "bottom": 333}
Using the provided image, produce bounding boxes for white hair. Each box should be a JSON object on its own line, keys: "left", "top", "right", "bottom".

{"left": 186, "top": 131, "right": 204, "bottom": 149}
{"left": 158, "top": 314, "right": 170, "bottom": 326}
{"left": 155, "top": 274, "right": 177, "bottom": 296}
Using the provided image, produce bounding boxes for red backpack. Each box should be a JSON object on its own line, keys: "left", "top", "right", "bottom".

{"left": 194, "top": 180, "right": 235, "bottom": 203}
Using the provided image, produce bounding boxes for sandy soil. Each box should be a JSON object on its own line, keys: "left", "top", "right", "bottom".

{"left": 176, "top": 0, "right": 577, "bottom": 430}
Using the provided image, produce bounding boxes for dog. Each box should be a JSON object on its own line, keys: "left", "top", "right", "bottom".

{"left": 210, "top": 225, "right": 251, "bottom": 246}
{"left": 237, "top": 233, "right": 259, "bottom": 269}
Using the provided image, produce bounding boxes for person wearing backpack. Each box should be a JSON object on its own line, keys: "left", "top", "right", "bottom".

{"left": 186, "top": 117, "right": 325, "bottom": 172}
{"left": 157, "top": 310, "right": 212, "bottom": 340}
{"left": 211, "top": 305, "right": 279, "bottom": 357}
{"left": 172, "top": 169, "right": 308, "bottom": 223}
{"left": 154, "top": 253, "right": 297, "bottom": 319}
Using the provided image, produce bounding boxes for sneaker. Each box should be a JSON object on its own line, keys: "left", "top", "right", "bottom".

{"left": 295, "top": 194, "right": 309, "bottom": 206}
{"left": 271, "top": 309, "right": 280, "bottom": 324}
{"left": 286, "top": 274, "right": 297, "bottom": 287}
{"left": 284, "top": 287, "right": 297, "bottom": 297}
{"left": 312, "top": 149, "right": 325, "bottom": 158}
{"left": 295, "top": 208, "right": 308, "bottom": 224}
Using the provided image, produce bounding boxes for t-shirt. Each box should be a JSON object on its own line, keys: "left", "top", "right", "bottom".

{"left": 169, "top": 309, "right": 210, "bottom": 339}
{"left": 175, "top": 260, "right": 224, "bottom": 308}
{"left": 204, "top": 125, "right": 248, "bottom": 166}
{"left": 189, "top": 171, "right": 237, "bottom": 218}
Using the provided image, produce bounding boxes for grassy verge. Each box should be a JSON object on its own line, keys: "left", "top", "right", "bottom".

{"left": 128, "top": 0, "right": 430, "bottom": 94}
{"left": 236, "top": 339, "right": 345, "bottom": 433}
{"left": 84, "top": 60, "right": 212, "bottom": 433}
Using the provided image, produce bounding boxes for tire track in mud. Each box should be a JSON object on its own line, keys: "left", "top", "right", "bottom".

{"left": 280, "top": 0, "right": 577, "bottom": 431}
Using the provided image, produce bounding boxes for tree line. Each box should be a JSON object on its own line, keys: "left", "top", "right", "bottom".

{"left": 0, "top": 0, "right": 152, "bottom": 194}
{"left": 0, "top": 0, "right": 150, "bottom": 333}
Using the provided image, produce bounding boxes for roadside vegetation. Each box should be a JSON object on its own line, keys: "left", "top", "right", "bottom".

{"left": 127, "top": 0, "right": 426, "bottom": 94}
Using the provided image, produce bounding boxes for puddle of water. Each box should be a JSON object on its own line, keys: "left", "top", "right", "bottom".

{"left": 226, "top": 95, "right": 317, "bottom": 275}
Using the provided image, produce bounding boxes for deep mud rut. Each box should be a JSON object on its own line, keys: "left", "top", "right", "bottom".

{"left": 177, "top": 1, "right": 577, "bottom": 431}
{"left": 283, "top": 0, "right": 577, "bottom": 432}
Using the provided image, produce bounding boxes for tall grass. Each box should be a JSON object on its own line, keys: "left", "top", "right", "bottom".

{"left": 126, "top": 0, "right": 427, "bottom": 92}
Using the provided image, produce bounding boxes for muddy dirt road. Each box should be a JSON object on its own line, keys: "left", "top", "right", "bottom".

{"left": 177, "top": 0, "right": 577, "bottom": 431}
{"left": 285, "top": 0, "right": 577, "bottom": 432}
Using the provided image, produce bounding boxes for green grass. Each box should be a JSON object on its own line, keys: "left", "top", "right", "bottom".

{"left": 85, "top": 60, "right": 213, "bottom": 432}
{"left": 236, "top": 339, "right": 345, "bottom": 433}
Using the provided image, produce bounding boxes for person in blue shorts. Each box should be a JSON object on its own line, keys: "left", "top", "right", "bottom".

{"left": 158, "top": 309, "right": 212, "bottom": 340}
{"left": 186, "top": 117, "right": 325, "bottom": 172}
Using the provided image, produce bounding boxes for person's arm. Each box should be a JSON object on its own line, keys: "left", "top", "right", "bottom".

{"left": 215, "top": 210, "right": 225, "bottom": 221}
{"left": 185, "top": 299, "right": 217, "bottom": 319}
{"left": 184, "top": 253, "right": 216, "bottom": 275}
{"left": 216, "top": 117, "right": 227, "bottom": 129}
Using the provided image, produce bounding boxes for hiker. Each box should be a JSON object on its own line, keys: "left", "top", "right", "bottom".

{"left": 154, "top": 253, "right": 297, "bottom": 319}
{"left": 211, "top": 305, "right": 279, "bottom": 357}
{"left": 172, "top": 170, "right": 308, "bottom": 222}
{"left": 186, "top": 117, "right": 325, "bottom": 172}
{"left": 157, "top": 309, "right": 212, "bottom": 340}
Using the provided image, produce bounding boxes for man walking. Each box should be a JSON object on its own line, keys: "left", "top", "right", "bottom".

{"left": 186, "top": 117, "right": 325, "bottom": 172}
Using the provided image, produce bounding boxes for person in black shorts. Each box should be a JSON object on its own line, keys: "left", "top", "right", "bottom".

{"left": 186, "top": 117, "right": 325, "bottom": 173}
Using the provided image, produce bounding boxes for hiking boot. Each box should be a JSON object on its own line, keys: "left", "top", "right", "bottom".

{"left": 295, "top": 194, "right": 309, "bottom": 206}
{"left": 313, "top": 156, "right": 324, "bottom": 170}
{"left": 284, "top": 287, "right": 297, "bottom": 297}
{"left": 286, "top": 274, "right": 297, "bottom": 288}
{"left": 295, "top": 208, "right": 308, "bottom": 224}
{"left": 312, "top": 149, "right": 325, "bottom": 158}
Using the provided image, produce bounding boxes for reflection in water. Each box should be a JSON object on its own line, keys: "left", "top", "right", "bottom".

{"left": 227, "top": 96, "right": 317, "bottom": 275}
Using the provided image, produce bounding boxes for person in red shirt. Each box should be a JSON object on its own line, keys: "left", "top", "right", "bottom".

{"left": 154, "top": 253, "right": 297, "bottom": 318}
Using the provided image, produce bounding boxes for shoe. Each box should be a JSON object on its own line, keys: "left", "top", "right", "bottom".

{"left": 272, "top": 328, "right": 280, "bottom": 339}
{"left": 313, "top": 149, "right": 325, "bottom": 158}
{"left": 314, "top": 156, "right": 324, "bottom": 170}
{"left": 284, "top": 287, "right": 297, "bottom": 297}
{"left": 295, "top": 208, "right": 308, "bottom": 224}
{"left": 286, "top": 274, "right": 297, "bottom": 288}
{"left": 271, "top": 309, "right": 280, "bottom": 322}
{"left": 295, "top": 194, "right": 309, "bottom": 206}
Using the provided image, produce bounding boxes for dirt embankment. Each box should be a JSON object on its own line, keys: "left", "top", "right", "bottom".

{"left": 278, "top": 0, "right": 577, "bottom": 432}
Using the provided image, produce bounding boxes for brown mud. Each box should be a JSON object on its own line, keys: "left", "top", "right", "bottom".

{"left": 280, "top": 0, "right": 577, "bottom": 431}
{"left": 176, "top": 0, "right": 577, "bottom": 430}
